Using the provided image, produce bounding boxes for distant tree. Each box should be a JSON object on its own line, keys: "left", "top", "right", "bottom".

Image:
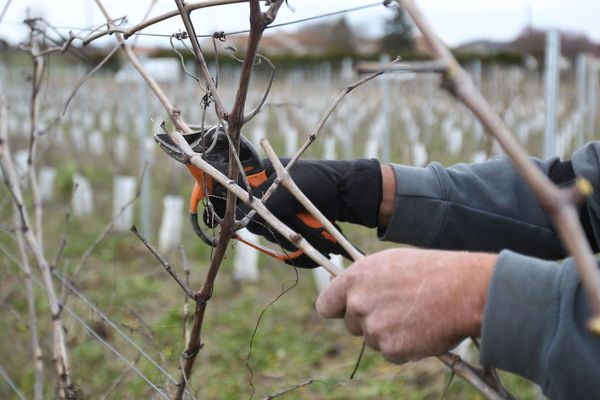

{"left": 510, "top": 27, "right": 600, "bottom": 60}
{"left": 380, "top": 7, "right": 414, "bottom": 53}
{"left": 327, "top": 17, "right": 356, "bottom": 55}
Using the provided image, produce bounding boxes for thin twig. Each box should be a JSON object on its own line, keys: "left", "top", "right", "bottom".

{"left": 61, "top": 302, "right": 169, "bottom": 399}
{"left": 261, "top": 379, "right": 316, "bottom": 399}
{"left": 0, "top": 365, "right": 26, "bottom": 400}
{"left": 243, "top": 57, "right": 401, "bottom": 224}
{"left": 355, "top": 60, "right": 448, "bottom": 75}
{"left": 100, "top": 354, "right": 142, "bottom": 400}
{"left": 261, "top": 139, "right": 363, "bottom": 261}
{"left": 1, "top": 303, "right": 28, "bottom": 325}
{"left": 83, "top": 0, "right": 248, "bottom": 45}
{"left": 21, "top": 17, "right": 91, "bottom": 61}
{"left": 174, "top": 0, "right": 227, "bottom": 118}
{"left": 0, "top": 0, "right": 13, "bottom": 25}
{"left": 174, "top": 234, "right": 231, "bottom": 399}
{"left": 243, "top": 54, "right": 276, "bottom": 124}
{"left": 62, "top": 44, "right": 120, "bottom": 115}
{"left": 290, "top": 57, "right": 401, "bottom": 170}
{"left": 93, "top": 0, "right": 195, "bottom": 134}
{"left": 228, "top": 0, "right": 284, "bottom": 131}
{"left": 438, "top": 354, "right": 505, "bottom": 400}
{"left": 211, "top": 34, "right": 221, "bottom": 88}
{"left": 246, "top": 267, "right": 299, "bottom": 399}
{"left": 483, "top": 366, "right": 515, "bottom": 400}
{"left": 130, "top": 225, "right": 194, "bottom": 299}
{"left": 349, "top": 341, "right": 366, "bottom": 379}
{"left": 223, "top": 128, "right": 254, "bottom": 199}
{"left": 53, "top": 182, "right": 76, "bottom": 269}
{"left": 53, "top": 270, "right": 180, "bottom": 388}
{"left": 2, "top": 67, "right": 44, "bottom": 399}
{"left": 130, "top": 0, "right": 158, "bottom": 49}
{"left": 179, "top": 245, "right": 192, "bottom": 345}
{"left": 170, "top": 34, "right": 201, "bottom": 83}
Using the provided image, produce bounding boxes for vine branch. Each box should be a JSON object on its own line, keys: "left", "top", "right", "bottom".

{"left": 397, "top": 0, "right": 600, "bottom": 330}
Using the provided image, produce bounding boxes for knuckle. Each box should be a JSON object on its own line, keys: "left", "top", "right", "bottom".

{"left": 362, "top": 317, "right": 387, "bottom": 352}
{"left": 345, "top": 293, "right": 365, "bottom": 317}
{"left": 343, "top": 314, "right": 363, "bottom": 336}
{"left": 368, "top": 321, "right": 406, "bottom": 363}
{"left": 379, "top": 338, "right": 405, "bottom": 363}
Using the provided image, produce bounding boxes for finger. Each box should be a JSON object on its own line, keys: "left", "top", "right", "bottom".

{"left": 261, "top": 157, "right": 290, "bottom": 175}
{"left": 315, "top": 273, "right": 348, "bottom": 318}
{"left": 363, "top": 334, "right": 380, "bottom": 352}
{"left": 361, "top": 315, "right": 381, "bottom": 351}
{"left": 343, "top": 312, "right": 363, "bottom": 336}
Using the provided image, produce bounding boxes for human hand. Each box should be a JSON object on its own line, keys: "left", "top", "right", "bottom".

{"left": 256, "top": 158, "right": 384, "bottom": 227}
{"left": 316, "top": 248, "right": 496, "bottom": 363}
{"left": 231, "top": 158, "right": 385, "bottom": 267}
{"left": 209, "top": 157, "right": 382, "bottom": 224}
{"left": 206, "top": 157, "right": 392, "bottom": 267}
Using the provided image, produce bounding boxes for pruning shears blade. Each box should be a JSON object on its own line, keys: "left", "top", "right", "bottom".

{"left": 153, "top": 132, "right": 204, "bottom": 164}
{"left": 235, "top": 234, "right": 304, "bottom": 261}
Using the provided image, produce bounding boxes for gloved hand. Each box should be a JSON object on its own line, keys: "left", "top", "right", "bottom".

{"left": 205, "top": 158, "right": 383, "bottom": 267}
{"left": 256, "top": 158, "right": 383, "bottom": 228}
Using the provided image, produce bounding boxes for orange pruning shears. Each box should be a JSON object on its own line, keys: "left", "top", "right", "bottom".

{"left": 154, "top": 126, "right": 351, "bottom": 267}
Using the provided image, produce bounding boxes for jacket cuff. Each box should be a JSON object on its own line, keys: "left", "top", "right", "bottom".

{"left": 572, "top": 143, "right": 600, "bottom": 247}
{"left": 378, "top": 163, "right": 445, "bottom": 246}
{"left": 480, "top": 250, "right": 562, "bottom": 384}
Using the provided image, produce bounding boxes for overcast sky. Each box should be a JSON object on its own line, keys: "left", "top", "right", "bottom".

{"left": 1, "top": 0, "right": 599, "bottom": 48}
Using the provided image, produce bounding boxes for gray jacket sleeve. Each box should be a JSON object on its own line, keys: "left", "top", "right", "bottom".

{"left": 379, "top": 143, "right": 600, "bottom": 257}
{"left": 480, "top": 251, "right": 600, "bottom": 400}
{"left": 380, "top": 154, "right": 568, "bottom": 258}
{"left": 380, "top": 142, "right": 600, "bottom": 399}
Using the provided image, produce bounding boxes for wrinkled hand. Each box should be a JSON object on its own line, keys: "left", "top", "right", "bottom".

{"left": 316, "top": 248, "right": 496, "bottom": 363}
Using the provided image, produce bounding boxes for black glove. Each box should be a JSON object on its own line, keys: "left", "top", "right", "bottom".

{"left": 257, "top": 158, "right": 383, "bottom": 227}
{"left": 205, "top": 158, "right": 382, "bottom": 267}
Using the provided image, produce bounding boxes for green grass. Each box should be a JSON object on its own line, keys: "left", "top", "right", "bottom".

{"left": 0, "top": 225, "right": 539, "bottom": 399}
{"left": 0, "top": 209, "right": 540, "bottom": 399}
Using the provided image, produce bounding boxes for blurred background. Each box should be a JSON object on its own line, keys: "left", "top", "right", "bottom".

{"left": 1, "top": 1, "right": 599, "bottom": 398}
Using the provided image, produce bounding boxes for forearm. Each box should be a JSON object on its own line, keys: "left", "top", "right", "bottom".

{"left": 481, "top": 251, "right": 600, "bottom": 399}
{"left": 379, "top": 156, "right": 568, "bottom": 259}
{"left": 378, "top": 164, "right": 396, "bottom": 229}
{"left": 378, "top": 142, "right": 600, "bottom": 257}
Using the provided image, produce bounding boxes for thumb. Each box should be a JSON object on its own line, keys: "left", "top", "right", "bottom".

{"left": 315, "top": 273, "right": 348, "bottom": 318}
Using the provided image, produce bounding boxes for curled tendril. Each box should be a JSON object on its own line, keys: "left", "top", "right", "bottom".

{"left": 173, "top": 31, "right": 189, "bottom": 40}
{"left": 212, "top": 31, "right": 226, "bottom": 41}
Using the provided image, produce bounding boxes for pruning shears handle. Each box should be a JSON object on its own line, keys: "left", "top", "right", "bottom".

{"left": 187, "top": 168, "right": 327, "bottom": 265}
{"left": 154, "top": 128, "right": 352, "bottom": 268}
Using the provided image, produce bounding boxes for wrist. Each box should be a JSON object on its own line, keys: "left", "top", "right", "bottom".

{"left": 464, "top": 253, "right": 497, "bottom": 337}
{"left": 336, "top": 158, "right": 383, "bottom": 227}
{"left": 378, "top": 164, "right": 396, "bottom": 229}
